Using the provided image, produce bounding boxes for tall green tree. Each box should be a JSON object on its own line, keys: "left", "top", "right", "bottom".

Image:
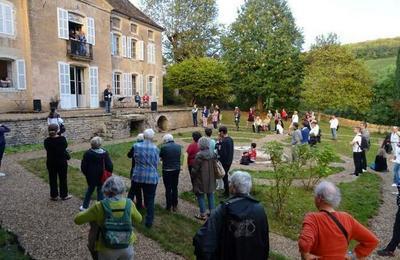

{"left": 301, "top": 43, "right": 373, "bottom": 119}
{"left": 140, "top": 0, "right": 219, "bottom": 63}
{"left": 393, "top": 48, "right": 400, "bottom": 123}
{"left": 222, "top": 0, "right": 304, "bottom": 111}
{"left": 165, "top": 57, "right": 229, "bottom": 104}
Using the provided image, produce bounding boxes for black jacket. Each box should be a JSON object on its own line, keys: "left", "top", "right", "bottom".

{"left": 81, "top": 148, "right": 113, "bottom": 186}
{"left": 103, "top": 89, "right": 113, "bottom": 102}
{"left": 160, "top": 141, "right": 182, "bottom": 171}
{"left": 193, "top": 195, "right": 269, "bottom": 260}
{"left": 217, "top": 136, "right": 234, "bottom": 166}
{"left": 44, "top": 136, "right": 68, "bottom": 165}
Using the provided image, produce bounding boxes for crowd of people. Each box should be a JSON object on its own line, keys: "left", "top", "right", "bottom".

{"left": 4, "top": 106, "right": 400, "bottom": 259}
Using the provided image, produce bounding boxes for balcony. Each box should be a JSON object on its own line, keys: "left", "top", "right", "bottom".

{"left": 67, "top": 40, "right": 93, "bottom": 61}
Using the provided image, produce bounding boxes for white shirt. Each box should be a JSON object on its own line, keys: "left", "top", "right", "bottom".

{"left": 292, "top": 114, "right": 299, "bottom": 124}
{"left": 47, "top": 117, "right": 63, "bottom": 126}
{"left": 352, "top": 134, "right": 362, "bottom": 153}
{"left": 329, "top": 118, "right": 339, "bottom": 129}
{"left": 277, "top": 124, "right": 284, "bottom": 134}
{"left": 309, "top": 125, "right": 320, "bottom": 137}
{"left": 391, "top": 132, "right": 400, "bottom": 144}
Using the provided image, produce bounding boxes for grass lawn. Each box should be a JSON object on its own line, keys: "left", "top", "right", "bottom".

{"left": 230, "top": 167, "right": 344, "bottom": 180}
{"left": 181, "top": 173, "right": 381, "bottom": 240}
{"left": 364, "top": 56, "right": 396, "bottom": 80}
{"left": 0, "top": 228, "right": 31, "bottom": 260}
{"left": 5, "top": 143, "right": 44, "bottom": 155}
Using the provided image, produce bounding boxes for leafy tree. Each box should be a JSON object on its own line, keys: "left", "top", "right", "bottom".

{"left": 140, "top": 0, "right": 219, "bottom": 62}
{"left": 222, "top": 0, "right": 304, "bottom": 111}
{"left": 393, "top": 48, "right": 400, "bottom": 123}
{"left": 165, "top": 57, "right": 229, "bottom": 104}
{"left": 301, "top": 44, "right": 373, "bottom": 120}
{"left": 311, "top": 33, "right": 340, "bottom": 50}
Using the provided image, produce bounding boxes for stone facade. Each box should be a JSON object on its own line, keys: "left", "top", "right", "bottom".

{"left": 0, "top": 0, "right": 163, "bottom": 113}
{"left": 3, "top": 109, "right": 192, "bottom": 146}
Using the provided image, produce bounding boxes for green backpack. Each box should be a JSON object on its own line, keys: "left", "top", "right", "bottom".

{"left": 101, "top": 199, "right": 133, "bottom": 249}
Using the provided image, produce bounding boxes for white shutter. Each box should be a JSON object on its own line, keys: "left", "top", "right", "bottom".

{"left": 139, "top": 74, "right": 144, "bottom": 95}
{"left": 137, "top": 41, "right": 144, "bottom": 61}
{"left": 16, "top": 59, "right": 26, "bottom": 90}
{"left": 0, "top": 4, "right": 3, "bottom": 34}
{"left": 127, "top": 74, "right": 133, "bottom": 96}
{"left": 127, "top": 37, "right": 132, "bottom": 59}
{"left": 122, "top": 36, "right": 126, "bottom": 57}
{"left": 57, "top": 8, "right": 69, "bottom": 39}
{"left": 3, "top": 4, "right": 13, "bottom": 35}
{"left": 147, "top": 44, "right": 151, "bottom": 64}
{"left": 58, "top": 62, "right": 71, "bottom": 109}
{"left": 87, "top": 17, "right": 95, "bottom": 45}
{"left": 153, "top": 76, "right": 157, "bottom": 98}
{"left": 89, "top": 67, "right": 99, "bottom": 108}
{"left": 122, "top": 73, "right": 127, "bottom": 96}
{"left": 110, "top": 33, "right": 114, "bottom": 55}
{"left": 152, "top": 44, "right": 156, "bottom": 64}
{"left": 112, "top": 72, "right": 115, "bottom": 94}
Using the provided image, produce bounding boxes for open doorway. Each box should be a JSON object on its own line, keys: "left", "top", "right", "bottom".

{"left": 70, "top": 66, "right": 86, "bottom": 108}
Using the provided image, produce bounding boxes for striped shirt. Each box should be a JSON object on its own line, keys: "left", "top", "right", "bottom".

{"left": 132, "top": 140, "right": 160, "bottom": 184}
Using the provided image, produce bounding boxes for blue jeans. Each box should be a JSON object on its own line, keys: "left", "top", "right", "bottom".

{"left": 331, "top": 128, "right": 337, "bottom": 140}
{"left": 105, "top": 100, "right": 111, "bottom": 113}
{"left": 142, "top": 183, "right": 157, "bottom": 227}
{"left": 83, "top": 185, "right": 104, "bottom": 209}
{"left": 393, "top": 163, "right": 400, "bottom": 185}
{"left": 196, "top": 193, "right": 215, "bottom": 215}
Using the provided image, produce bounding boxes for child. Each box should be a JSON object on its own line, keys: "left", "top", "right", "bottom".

{"left": 370, "top": 148, "right": 388, "bottom": 172}
{"left": 248, "top": 143, "right": 257, "bottom": 162}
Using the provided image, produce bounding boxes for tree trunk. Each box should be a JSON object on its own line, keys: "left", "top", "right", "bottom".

{"left": 256, "top": 95, "right": 264, "bottom": 112}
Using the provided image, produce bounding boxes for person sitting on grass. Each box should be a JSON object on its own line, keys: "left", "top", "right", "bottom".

{"left": 276, "top": 120, "right": 284, "bottom": 135}
{"left": 253, "top": 116, "right": 262, "bottom": 133}
{"left": 74, "top": 176, "right": 142, "bottom": 260}
{"left": 240, "top": 143, "right": 257, "bottom": 165}
{"left": 369, "top": 148, "right": 388, "bottom": 172}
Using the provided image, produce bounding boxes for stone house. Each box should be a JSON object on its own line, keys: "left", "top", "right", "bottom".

{"left": 0, "top": 0, "right": 163, "bottom": 113}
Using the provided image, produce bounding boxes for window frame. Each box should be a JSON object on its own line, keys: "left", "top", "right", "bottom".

{"left": 130, "top": 23, "right": 138, "bottom": 34}
{"left": 113, "top": 72, "right": 122, "bottom": 95}
{"left": 147, "top": 30, "right": 154, "bottom": 41}
{"left": 111, "top": 32, "right": 121, "bottom": 56}
{"left": 110, "top": 16, "right": 121, "bottom": 30}
{"left": 0, "top": 1, "right": 15, "bottom": 37}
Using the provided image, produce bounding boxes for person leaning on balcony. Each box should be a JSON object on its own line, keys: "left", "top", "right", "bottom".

{"left": 104, "top": 85, "right": 113, "bottom": 113}
{"left": 74, "top": 176, "right": 142, "bottom": 260}
{"left": 298, "top": 181, "right": 378, "bottom": 260}
{"left": 44, "top": 124, "right": 71, "bottom": 201}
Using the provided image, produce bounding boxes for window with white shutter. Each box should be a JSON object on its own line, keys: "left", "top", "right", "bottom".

{"left": 16, "top": 59, "right": 26, "bottom": 90}
{"left": 147, "top": 76, "right": 154, "bottom": 96}
{"left": 122, "top": 35, "right": 127, "bottom": 58}
{"left": 113, "top": 72, "right": 121, "bottom": 95}
{"left": 138, "top": 74, "right": 144, "bottom": 95}
{"left": 127, "top": 74, "right": 133, "bottom": 96}
{"left": 0, "top": 2, "right": 14, "bottom": 36}
{"left": 137, "top": 41, "right": 144, "bottom": 61}
{"left": 57, "top": 8, "right": 69, "bottom": 39}
{"left": 111, "top": 33, "right": 120, "bottom": 56}
{"left": 89, "top": 66, "right": 99, "bottom": 108}
{"left": 127, "top": 37, "right": 132, "bottom": 58}
{"left": 58, "top": 62, "right": 71, "bottom": 109}
{"left": 87, "top": 17, "right": 95, "bottom": 45}
{"left": 147, "top": 43, "right": 156, "bottom": 64}
{"left": 122, "top": 73, "right": 128, "bottom": 95}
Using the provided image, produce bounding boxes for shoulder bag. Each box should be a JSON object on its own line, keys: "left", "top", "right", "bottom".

{"left": 320, "top": 210, "right": 349, "bottom": 243}
{"left": 100, "top": 155, "right": 112, "bottom": 184}
{"left": 214, "top": 159, "right": 226, "bottom": 179}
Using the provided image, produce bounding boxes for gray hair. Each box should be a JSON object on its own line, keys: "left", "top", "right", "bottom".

{"left": 143, "top": 129, "right": 155, "bottom": 140}
{"left": 198, "top": 137, "right": 210, "bottom": 150}
{"left": 314, "top": 181, "right": 341, "bottom": 208}
{"left": 162, "top": 134, "right": 174, "bottom": 143}
{"left": 230, "top": 171, "right": 252, "bottom": 194}
{"left": 137, "top": 133, "right": 144, "bottom": 141}
{"left": 90, "top": 136, "right": 102, "bottom": 149}
{"left": 102, "top": 176, "right": 126, "bottom": 197}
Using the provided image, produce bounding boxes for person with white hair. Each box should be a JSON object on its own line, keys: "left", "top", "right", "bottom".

{"left": 127, "top": 133, "right": 145, "bottom": 208}
{"left": 132, "top": 128, "right": 159, "bottom": 228}
{"left": 298, "top": 181, "right": 378, "bottom": 259}
{"left": 74, "top": 176, "right": 142, "bottom": 259}
{"left": 80, "top": 136, "right": 113, "bottom": 211}
{"left": 193, "top": 171, "right": 269, "bottom": 259}
{"left": 191, "top": 137, "right": 217, "bottom": 220}
{"left": 159, "top": 133, "right": 182, "bottom": 212}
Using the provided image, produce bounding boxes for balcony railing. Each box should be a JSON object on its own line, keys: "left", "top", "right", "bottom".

{"left": 67, "top": 40, "right": 93, "bottom": 61}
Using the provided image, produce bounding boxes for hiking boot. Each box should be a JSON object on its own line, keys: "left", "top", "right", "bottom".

{"left": 377, "top": 249, "right": 395, "bottom": 257}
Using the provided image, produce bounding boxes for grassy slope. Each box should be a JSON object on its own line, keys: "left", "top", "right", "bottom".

{"left": 364, "top": 56, "right": 396, "bottom": 79}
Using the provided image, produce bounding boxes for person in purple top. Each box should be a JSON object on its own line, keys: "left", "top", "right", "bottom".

{"left": 0, "top": 124, "right": 10, "bottom": 173}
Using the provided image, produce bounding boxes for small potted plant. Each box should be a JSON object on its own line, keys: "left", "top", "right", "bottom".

{"left": 50, "top": 96, "right": 60, "bottom": 109}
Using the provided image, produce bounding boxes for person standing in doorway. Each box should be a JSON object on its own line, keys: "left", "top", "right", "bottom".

{"left": 0, "top": 124, "right": 10, "bottom": 176}
{"left": 216, "top": 126, "right": 234, "bottom": 197}
{"left": 192, "top": 104, "right": 198, "bottom": 127}
{"left": 350, "top": 127, "right": 363, "bottom": 176}
{"left": 103, "top": 85, "right": 113, "bottom": 113}
{"left": 329, "top": 115, "right": 339, "bottom": 140}
{"left": 360, "top": 122, "right": 370, "bottom": 172}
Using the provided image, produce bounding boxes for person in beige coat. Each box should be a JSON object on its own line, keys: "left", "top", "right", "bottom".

{"left": 191, "top": 137, "right": 217, "bottom": 220}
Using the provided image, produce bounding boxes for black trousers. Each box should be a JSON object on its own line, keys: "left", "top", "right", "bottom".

{"left": 128, "top": 180, "right": 143, "bottom": 209}
{"left": 0, "top": 143, "right": 5, "bottom": 168}
{"left": 222, "top": 164, "right": 231, "bottom": 196}
{"left": 386, "top": 207, "right": 400, "bottom": 252}
{"left": 353, "top": 152, "right": 363, "bottom": 176}
{"left": 47, "top": 162, "right": 68, "bottom": 198}
{"left": 192, "top": 114, "right": 198, "bottom": 126}
{"left": 162, "top": 169, "right": 180, "bottom": 209}
{"left": 361, "top": 150, "right": 367, "bottom": 170}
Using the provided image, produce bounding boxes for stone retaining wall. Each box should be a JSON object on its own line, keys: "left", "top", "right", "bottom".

{"left": 321, "top": 114, "right": 392, "bottom": 133}
{"left": 3, "top": 109, "right": 192, "bottom": 146}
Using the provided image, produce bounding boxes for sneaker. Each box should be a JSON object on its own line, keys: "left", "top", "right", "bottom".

{"left": 0, "top": 172, "right": 6, "bottom": 177}
{"left": 61, "top": 195, "right": 72, "bottom": 201}
{"left": 79, "top": 206, "right": 87, "bottom": 211}
{"left": 392, "top": 184, "right": 398, "bottom": 187}
{"left": 377, "top": 249, "right": 395, "bottom": 257}
{"left": 362, "top": 169, "right": 367, "bottom": 173}
{"left": 392, "top": 192, "right": 399, "bottom": 195}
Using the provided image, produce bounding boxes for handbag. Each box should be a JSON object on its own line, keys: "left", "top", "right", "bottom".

{"left": 100, "top": 156, "right": 112, "bottom": 184}
{"left": 214, "top": 159, "right": 226, "bottom": 179}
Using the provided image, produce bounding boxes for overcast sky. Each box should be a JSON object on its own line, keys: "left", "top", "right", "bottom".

{"left": 130, "top": 0, "right": 400, "bottom": 49}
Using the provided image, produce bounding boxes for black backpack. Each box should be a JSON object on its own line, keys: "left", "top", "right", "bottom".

{"left": 360, "top": 136, "right": 369, "bottom": 150}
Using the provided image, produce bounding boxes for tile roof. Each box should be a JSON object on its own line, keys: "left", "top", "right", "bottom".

{"left": 105, "top": 0, "right": 164, "bottom": 31}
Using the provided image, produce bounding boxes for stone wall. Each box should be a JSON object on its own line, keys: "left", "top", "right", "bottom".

{"left": 3, "top": 108, "right": 192, "bottom": 146}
